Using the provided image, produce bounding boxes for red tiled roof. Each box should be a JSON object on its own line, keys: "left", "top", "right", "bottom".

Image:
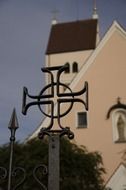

{"left": 46, "top": 19, "right": 97, "bottom": 54}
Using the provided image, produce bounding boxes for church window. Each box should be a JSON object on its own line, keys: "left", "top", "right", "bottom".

{"left": 64, "top": 62, "right": 70, "bottom": 73}
{"left": 77, "top": 112, "right": 87, "bottom": 128}
{"left": 72, "top": 62, "right": 78, "bottom": 73}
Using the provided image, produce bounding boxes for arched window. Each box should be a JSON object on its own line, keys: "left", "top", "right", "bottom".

{"left": 112, "top": 109, "right": 126, "bottom": 142}
{"left": 64, "top": 62, "right": 70, "bottom": 73}
{"left": 72, "top": 62, "right": 78, "bottom": 73}
{"left": 106, "top": 98, "right": 126, "bottom": 143}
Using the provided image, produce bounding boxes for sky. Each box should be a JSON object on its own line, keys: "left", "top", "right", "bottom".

{"left": 0, "top": 0, "right": 126, "bottom": 145}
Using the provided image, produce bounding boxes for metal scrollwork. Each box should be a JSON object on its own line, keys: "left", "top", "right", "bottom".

{"left": 12, "top": 167, "right": 26, "bottom": 190}
{"left": 33, "top": 164, "right": 48, "bottom": 190}
{"left": 0, "top": 167, "right": 7, "bottom": 180}
{"left": 0, "top": 166, "right": 26, "bottom": 190}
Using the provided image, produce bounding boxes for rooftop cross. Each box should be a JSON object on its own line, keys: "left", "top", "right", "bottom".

{"left": 51, "top": 9, "right": 59, "bottom": 25}
{"left": 92, "top": 0, "right": 98, "bottom": 19}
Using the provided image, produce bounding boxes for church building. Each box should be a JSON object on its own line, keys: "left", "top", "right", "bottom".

{"left": 27, "top": 3, "right": 126, "bottom": 189}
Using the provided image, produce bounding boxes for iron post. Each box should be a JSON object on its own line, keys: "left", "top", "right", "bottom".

{"left": 8, "top": 108, "right": 19, "bottom": 190}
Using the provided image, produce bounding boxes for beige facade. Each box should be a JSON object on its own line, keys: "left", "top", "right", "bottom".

{"left": 45, "top": 50, "right": 92, "bottom": 83}
{"left": 28, "top": 20, "right": 126, "bottom": 183}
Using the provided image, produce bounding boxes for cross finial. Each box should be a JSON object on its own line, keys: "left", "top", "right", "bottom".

{"left": 92, "top": 0, "right": 98, "bottom": 19}
{"left": 51, "top": 10, "right": 59, "bottom": 25}
{"left": 22, "top": 65, "right": 88, "bottom": 139}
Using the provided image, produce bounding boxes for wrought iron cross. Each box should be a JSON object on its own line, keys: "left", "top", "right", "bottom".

{"left": 22, "top": 64, "right": 88, "bottom": 190}
{"left": 22, "top": 64, "right": 88, "bottom": 136}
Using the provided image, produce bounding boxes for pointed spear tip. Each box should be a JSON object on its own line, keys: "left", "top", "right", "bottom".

{"left": 8, "top": 108, "right": 19, "bottom": 130}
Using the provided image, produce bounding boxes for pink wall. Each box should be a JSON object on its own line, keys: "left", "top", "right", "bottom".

{"left": 60, "top": 29, "right": 126, "bottom": 181}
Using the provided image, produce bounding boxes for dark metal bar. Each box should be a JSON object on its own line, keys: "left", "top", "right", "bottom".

{"left": 8, "top": 140, "right": 14, "bottom": 190}
{"left": 8, "top": 108, "right": 19, "bottom": 190}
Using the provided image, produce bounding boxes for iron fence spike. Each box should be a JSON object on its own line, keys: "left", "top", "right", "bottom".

{"left": 8, "top": 108, "right": 19, "bottom": 130}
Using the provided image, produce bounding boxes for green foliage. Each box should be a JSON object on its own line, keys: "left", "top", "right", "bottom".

{"left": 0, "top": 138, "right": 105, "bottom": 190}
{"left": 60, "top": 138, "right": 105, "bottom": 190}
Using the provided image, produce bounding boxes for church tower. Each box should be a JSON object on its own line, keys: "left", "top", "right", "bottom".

{"left": 45, "top": 2, "right": 99, "bottom": 112}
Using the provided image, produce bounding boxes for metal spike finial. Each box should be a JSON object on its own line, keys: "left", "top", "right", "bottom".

{"left": 8, "top": 108, "right": 19, "bottom": 130}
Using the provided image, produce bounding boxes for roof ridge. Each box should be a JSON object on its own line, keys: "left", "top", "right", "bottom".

{"left": 53, "top": 18, "right": 97, "bottom": 26}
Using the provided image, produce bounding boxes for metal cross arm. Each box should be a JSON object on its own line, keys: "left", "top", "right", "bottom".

{"left": 57, "top": 64, "right": 88, "bottom": 106}
{"left": 22, "top": 66, "right": 61, "bottom": 116}
{"left": 22, "top": 87, "right": 54, "bottom": 114}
